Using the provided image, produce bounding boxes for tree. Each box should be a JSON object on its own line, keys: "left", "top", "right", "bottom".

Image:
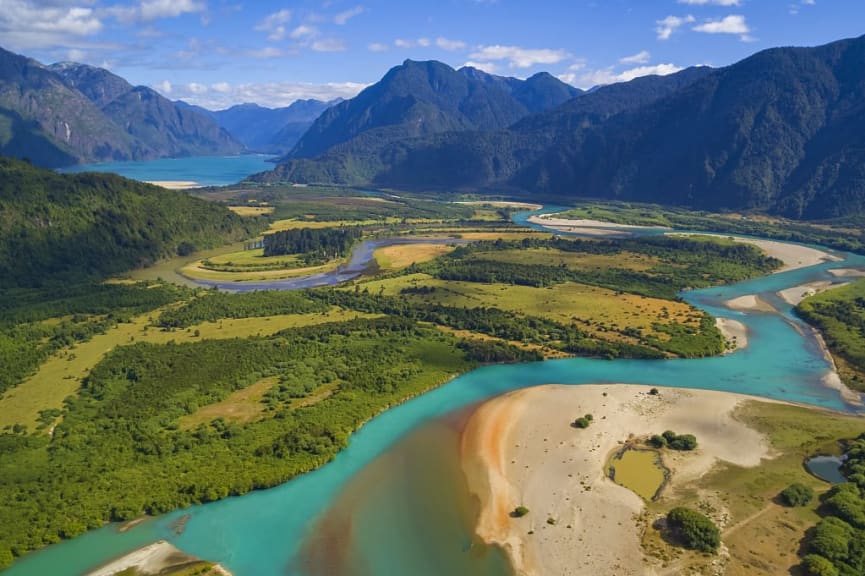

{"left": 780, "top": 483, "right": 814, "bottom": 507}
{"left": 512, "top": 506, "right": 529, "bottom": 518}
{"left": 573, "top": 414, "right": 593, "bottom": 429}
{"left": 801, "top": 554, "right": 839, "bottom": 576}
{"left": 666, "top": 507, "right": 720, "bottom": 553}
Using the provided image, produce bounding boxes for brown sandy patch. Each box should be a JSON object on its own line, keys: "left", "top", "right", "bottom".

{"left": 716, "top": 317, "right": 748, "bottom": 353}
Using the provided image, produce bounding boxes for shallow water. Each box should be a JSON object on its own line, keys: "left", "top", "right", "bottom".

{"left": 6, "top": 209, "right": 865, "bottom": 576}
{"left": 58, "top": 155, "right": 275, "bottom": 187}
{"left": 806, "top": 455, "right": 847, "bottom": 484}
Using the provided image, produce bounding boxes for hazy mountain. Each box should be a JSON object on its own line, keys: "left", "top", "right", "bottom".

{"left": 0, "top": 48, "right": 243, "bottom": 167}
{"left": 261, "top": 35, "right": 865, "bottom": 220}
{"left": 284, "top": 59, "right": 580, "bottom": 161}
{"left": 199, "top": 99, "right": 338, "bottom": 153}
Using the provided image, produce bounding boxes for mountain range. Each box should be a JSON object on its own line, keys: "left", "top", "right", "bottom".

{"left": 180, "top": 99, "right": 340, "bottom": 154}
{"left": 259, "top": 35, "right": 865, "bottom": 220}
{"left": 0, "top": 47, "right": 243, "bottom": 167}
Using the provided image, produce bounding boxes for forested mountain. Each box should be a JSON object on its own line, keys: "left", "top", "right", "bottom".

{"left": 0, "top": 49, "right": 244, "bottom": 167}
{"left": 283, "top": 59, "right": 581, "bottom": 161}
{"left": 0, "top": 156, "right": 262, "bottom": 287}
{"left": 193, "top": 99, "right": 338, "bottom": 153}
{"left": 260, "top": 35, "right": 865, "bottom": 220}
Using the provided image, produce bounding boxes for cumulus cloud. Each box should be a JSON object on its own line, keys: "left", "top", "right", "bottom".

{"left": 620, "top": 50, "right": 650, "bottom": 65}
{"left": 468, "top": 44, "right": 569, "bottom": 68}
{"left": 693, "top": 14, "right": 752, "bottom": 40}
{"left": 656, "top": 15, "right": 695, "bottom": 40}
{"left": 139, "top": 0, "right": 205, "bottom": 20}
{"left": 368, "top": 42, "right": 389, "bottom": 52}
{"left": 560, "top": 63, "right": 683, "bottom": 89}
{"left": 678, "top": 0, "right": 741, "bottom": 5}
{"left": 334, "top": 6, "right": 364, "bottom": 25}
{"left": 160, "top": 80, "right": 367, "bottom": 110}
{"left": 0, "top": 0, "right": 104, "bottom": 50}
{"left": 461, "top": 60, "right": 499, "bottom": 74}
{"left": 255, "top": 8, "right": 291, "bottom": 41}
{"left": 290, "top": 25, "right": 319, "bottom": 39}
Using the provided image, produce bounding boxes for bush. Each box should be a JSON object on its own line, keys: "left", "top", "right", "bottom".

{"left": 666, "top": 506, "right": 720, "bottom": 553}
{"left": 780, "top": 482, "right": 814, "bottom": 507}
{"left": 649, "top": 434, "right": 667, "bottom": 448}
{"left": 802, "top": 554, "right": 840, "bottom": 576}
{"left": 659, "top": 430, "right": 697, "bottom": 451}
{"left": 573, "top": 414, "right": 593, "bottom": 428}
{"left": 512, "top": 506, "right": 529, "bottom": 518}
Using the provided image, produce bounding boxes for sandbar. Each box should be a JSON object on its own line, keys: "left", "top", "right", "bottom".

{"left": 455, "top": 201, "right": 543, "bottom": 210}
{"left": 86, "top": 540, "right": 231, "bottom": 576}
{"left": 527, "top": 215, "right": 661, "bottom": 237}
{"left": 461, "top": 384, "right": 772, "bottom": 576}
{"left": 716, "top": 317, "right": 748, "bottom": 353}
{"left": 828, "top": 268, "right": 865, "bottom": 278}
{"left": 724, "top": 294, "right": 775, "bottom": 312}
{"left": 777, "top": 281, "right": 838, "bottom": 306}
{"left": 145, "top": 180, "right": 203, "bottom": 189}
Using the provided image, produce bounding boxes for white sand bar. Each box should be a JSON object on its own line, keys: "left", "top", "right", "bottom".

{"left": 145, "top": 180, "right": 203, "bottom": 189}
{"left": 462, "top": 384, "right": 772, "bottom": 576}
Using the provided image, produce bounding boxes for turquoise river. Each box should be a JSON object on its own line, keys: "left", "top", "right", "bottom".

{"left": 5, "top": 207, "right": 865, "bottom": 576}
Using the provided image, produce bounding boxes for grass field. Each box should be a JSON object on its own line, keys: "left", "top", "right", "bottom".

{"left": 178, "top": 376, "right": 277, "bottom": 429}
{"left": 355, "top": 273, "right": 701, "bottom": 344}
{"left": 640, "top": 402, "right": 864, "bottom": 574}
{"left": 374, "top": 244, "right": 456, "bottom": 271}
{"left": 0, "top": 307, "right": 380, "bottom": 432}
{"left": 477, "top": 246, "right": 659, "bottom": 272}
{"left": 180, "top": 258, "right": 340, "bottom": 282}
{"left": 227, "top": 206, "right": 274, "bottom": 217}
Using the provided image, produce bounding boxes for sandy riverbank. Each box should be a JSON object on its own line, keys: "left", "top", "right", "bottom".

{"left": 716, "top": 317, "right": 748, "bottom": 353}
{"left": 86, "top": 540, "right": 231, "bottom": 576}
{"left": 462, "top": 384, "right": 772, "bottom": 576}
{"left": 670, "top": 233, "right": 840, "bottom": 273}
{"left": 455, "top": 201, "right": 544, "bottom": 210}
{"left": 145, "top": 180, "right": 203, "bottom": 189}
{"left": 777, "top": 281, "right": 839, "bottom": 305}
{"left": 526, "top": 215, "right": 662, "bottom": 237}
{"left": 724, "top": 294, "right": 776, "bottom": 312}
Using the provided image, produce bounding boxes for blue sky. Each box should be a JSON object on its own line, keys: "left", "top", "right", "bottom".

{"left": 1, "top": 0, "right": 863, "bottom": 109}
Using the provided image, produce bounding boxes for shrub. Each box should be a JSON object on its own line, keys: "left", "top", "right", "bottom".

{"left": 649, "top": 434, "right": 667, "bottom": 448}
{"left": 512, "top": 506, "right": 529, "bottom": 518}
{"left": 573, "top": 414, "right": 593, "bottom": 428}
{"left": 658, "top": 430, "right": 697, "bottom": 450}
{"left": 802, "top": 554, "right": 840, "bottom": 576}
{"left": 780, "top": 482, "right": 814, "bottom": 507}
{"left": 666, "top": 506, "right": 720, "bottom": 553}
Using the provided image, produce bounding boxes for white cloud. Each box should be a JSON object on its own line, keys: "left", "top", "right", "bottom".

{"left": 186, "top": 82, "right": 208, "bottom": 94}
{"left": 245, "top": 46, "right": 282, "bottom": 59}
{"left": 168, "top": 81, "right": 367, "bottom": 110}
{"left": 290, "top": 25, "right": 319, "bottom": 39}
{"left": 435, "top": 37, "right": 466, "bottom": 51}
{"left": 311, "top": 38, "right": 346, "bottom": 52}
{"left": 677, "top": 0, "right": 741, "bottom": 5}
{"left": 693, "top": 14, "right": 752, "bottom": 40}
{"left": 656, "top": 15, "right": 695, "bottom": 40}
{"left": 139, "top": 0, "right": 205, "bottom": 21}
{"left": 0, "top": 1, "right": 112, "bottom": 52}
{"left": 394, "top": 38, "right": 413, "bottom": 48}
{"left": 461, "top": 60, "right": 499, "bottom": 74}
{"left": 255, "top": 8, "right": 291, "bottom": 33}
{"left": 468, "top": 44, "right": 569, "bottom": 68}
{"left": 211, "top": 82, "right": 231, "bottom": 92}
{"left": 334, "top": 6, "right": 364, "bottom": 25}
{"left": 154, "top": 80, "right": 172, "bottom": 94}
{"left": 368, "top": 42, "right": 389, "bottom": 52}
{"left": 67, "top": 48, "right": 87, "bottom": 61}
{"left": 562, "top": 63, "right": 683, "bottom": 89}
{"left": 417, "top": 37, "right": 431, "bottom": 47}
{"left": 620, "top": 50, "right": 650, "bottom": 65}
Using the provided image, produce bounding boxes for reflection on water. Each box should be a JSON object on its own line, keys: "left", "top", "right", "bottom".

{"left": 806, "top": 455, "right": 847, "bottom": 484}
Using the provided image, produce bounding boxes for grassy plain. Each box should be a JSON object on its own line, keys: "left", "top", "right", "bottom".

{"left": 640, "top": 402, "right": 864, "bottom": 575}
{"left": 227, "top": 206, "right": 274, "bottom": 217}
{"left": 0, "top": 306, "right": 379, "bottom": 432}
{"left": 374, "top": 244, "right": 456, "bottom": 271}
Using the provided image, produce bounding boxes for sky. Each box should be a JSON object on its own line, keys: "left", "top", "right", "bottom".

{"left": 1, "top": 0, "right": 863, "bottom": 110}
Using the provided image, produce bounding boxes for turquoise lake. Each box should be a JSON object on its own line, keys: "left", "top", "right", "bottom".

{"left": 57, "top": 155, "right": 275, "bottom": 187}
{"left": 5, "top": 208, "right": 865, "bottom": 575}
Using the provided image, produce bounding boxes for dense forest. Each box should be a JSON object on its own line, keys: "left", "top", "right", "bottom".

{"left": 0, "top": 157, "right": 264, "bottom": 287}
{"left": 262, "top": 226, "right": 363, "bottom": 259}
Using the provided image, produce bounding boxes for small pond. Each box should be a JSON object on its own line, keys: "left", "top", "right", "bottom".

{"left": 806, "top": 455, "right": 847, "bottom": 484}
{"left": 609, "top": 449, "right": 668, "bottom": 500}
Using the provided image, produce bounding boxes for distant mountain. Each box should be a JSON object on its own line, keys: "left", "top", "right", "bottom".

{"left": 194, "top": 99, "right": 338, "bottom": 153}
{"left": 0, "top": 48, "right": 243, "bottom": 167}
{"left": 0, "top": 155, "right": 261, "bottom": 287}
{"left": 284, "top": 59, "right": 580, "bottom": 161}
{"left": 260, "top": 35, "right": 865, "bottom": 220}
{"left": 50, "top": 62, "right": 243, "bottom": 159}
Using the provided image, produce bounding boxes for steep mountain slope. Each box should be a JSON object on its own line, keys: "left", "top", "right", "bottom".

{"left": 0, "top": 155, "right": 262, "bottom": 287}
{"left": 260, "top": 66, "right": 711, "bottom": 187}
{"left": 284, "top": 59, "right": 579, "bottom": 160}
{"left": 0, "top": 50, "right": 244, "bottom": 167}
{"left": 0, "top": 47, "right": 139, "bottom": 165}
{"left": 263, "top": 35, "right": 865, "bottom": 219}
{"left": 52, "top": 62, "right": 244, "bottom": 158}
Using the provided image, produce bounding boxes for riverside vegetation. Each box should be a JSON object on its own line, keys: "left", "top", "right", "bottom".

{"left": 0, "top": 164, "right": 850, "bottom": 571}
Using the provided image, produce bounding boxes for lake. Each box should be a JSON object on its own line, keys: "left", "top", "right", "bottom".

{"left": 58, "top": 155, "right": 275, "bottom": 187}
